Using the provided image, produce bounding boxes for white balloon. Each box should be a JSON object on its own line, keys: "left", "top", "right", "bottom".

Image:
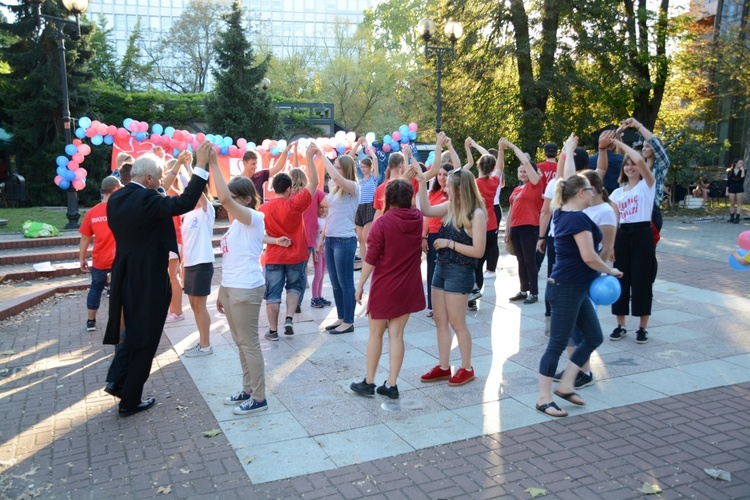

{"left": 365, "top": 132, "right": 376, "bottom": 144}
{"left": 278, "top": 139, "right": 287, "bottom": 149}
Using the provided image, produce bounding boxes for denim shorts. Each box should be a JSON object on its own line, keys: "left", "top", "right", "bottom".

{"left": 431, "top": 261, "right": 474, "bottom": 295}
{"left": 264, "top": 261, "right": 307, "bottom": 302}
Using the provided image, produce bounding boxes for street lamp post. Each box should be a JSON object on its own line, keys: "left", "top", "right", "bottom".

{"left": 31, "top": 0, "right": 89, "bottom": 229}
{"left": 417, "top": 18, "right": 463, "bottom": 133}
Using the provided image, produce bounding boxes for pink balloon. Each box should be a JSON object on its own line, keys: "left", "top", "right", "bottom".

{"left": 229, "top": 145, "right": 239, "bottom": 156}
{"left": 262, "top": 139, "right": 271, "bottom": 150}
{"left": 150, "top": 134, "right": 161, "bottom": 143}
{"left": 128, "top": 121, "right": 139, "bottom": 132}
{"left": 191, "top": 141, "right": 199, "bottom": 150}
{"left": 237, "top": 138, "right": 247, "bottom": 149}
{"left": 738, "top": 231, "right": 750, "bottom": 251}
{"left": 169, "top": 139, "right": 180, "bottom": 149}
{"left": 72, "top": 153, "right": 84, "bottom": 164}
{"left": 75, "top": 168, "right": 86, "bottom": 179}
{"left": 196, "top": 133, "right": 206, "bottom": 142}
{"left": 392, "top": 131, "right": 401, "bottom": 141}
{"left": 256, "top": 147, "right": 266, "bottom": 156}
{"left": 382, "top": 143, "right": 392, "bottom": 153}
{"left": 179, "top": 141, "right": 187, "bottom": 151}
{"left": 73, "top": 139, "right": 82, "bottom": 146}
{"left": 79, "top": 144, "right": 91, "bottom": 156}
{"left": 238, "top": 148, "right": 246, "bottom": 157}
{"left": 213, "top": 145, "right": 221, "bottom": 153}
{"left": 85, "top": 127, "right": 97, "bottom": 138}
{"left": 116, "top": 128, "right": 129, "bottom": 139}
{"left": 173, "top": 130, "right": 183, "bottom": 141}
{"left": 97, "top": 123, "right": 108, "bottom": 136}
{"left": 140, "top": 121, "right": 149, "bottom": 133}
{"left": 67, "top": 161, "right": 80, "bottom": 171}
{"left": 184, "top": 133, "right": 194, "bottom": 143}
{"left": 54, "top": 175, "right": 62, "bottom": 186}
{"left": 72, "top": 179, "right": 85, "bottom": 190}
{"left": 345, "top": 131, "right": 356, "bottom": 143}
{"left": 409, "top": 122, "right": 418, "bottom": 132}
{"left": 107, "top": 125, "right": 117, "bottom": 136}
{"left": 91, "top": 120, "right": 101, "bottom": 129}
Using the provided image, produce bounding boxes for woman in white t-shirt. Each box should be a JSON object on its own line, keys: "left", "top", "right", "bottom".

{"left": 608, "top": 139, "right": 656, "bottom": 345}
{"left": 205, "top": 144, "right": 290, "bottom": 416}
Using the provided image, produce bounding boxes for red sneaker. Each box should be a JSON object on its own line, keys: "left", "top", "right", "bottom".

{"left": 448, "top": 367, "right": 475, "bottom": 386}
{"left": 420, "top": 365, "right": 451, "bottom": 382}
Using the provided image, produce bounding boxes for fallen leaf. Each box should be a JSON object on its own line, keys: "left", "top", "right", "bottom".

{"left": 179, "top": 468, "right": 190, "bottom": 474}
{"left": 157, "top": 485, "right": 172, "bottom": 494}
{"left": 704, "top": 468, "right": 731, "bottom": 481}
{"left": 176, "top": 405, "right": 188, "bottom": 411}
{"left": 203, "top": 428, "right": 222, "bottom": 438}
{"left": 0, "top": 350, "right": 15, "bottom": 356}
{"left": 638, "top": 482, "right": 663, "bottom": 494}
{"left": 525, "top": 487, "right": 546, "bottom": 498}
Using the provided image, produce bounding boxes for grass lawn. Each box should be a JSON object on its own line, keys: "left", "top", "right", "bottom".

{"left": 0, "top": 207, "right": 89, "bottom": 234}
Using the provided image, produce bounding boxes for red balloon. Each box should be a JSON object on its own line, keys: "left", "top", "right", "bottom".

{"left": 97, "top": 123, "right": 108, "bottom": 136}
{"left": 79, "top": 144, "right": 92, "bottom": 156}
{"left": 116, "top": 128, "right": 129, "bottom": 139}
{"left": 128, "top": 121, "right": 139, "bottom": 132}
{"left": 107, "top": 125, "right": 117, "bottom": 136}
{"left": 73, "top": 139, "right": 82, "bottom": 146}
{"left": 72, "top": 153, "right": 84, "bottom": 163}
{"left": 173, "top": 130, "right": 183, "bottom": 141}
{"left": 85, "top": 127, "right": 97, "bottom": 138}
{"left": 738, "top": 231, "right": 750, "bottom": 251}
{"left": 184, "top": 133, "right": 193, "bottom": 143}
{"left": 196, "top": 133, "right": 206, "bottom": 142}
{"left": 67, "top": 161, "right": 80, "bottom": 171}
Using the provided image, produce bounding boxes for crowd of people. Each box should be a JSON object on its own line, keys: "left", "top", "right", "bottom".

{"left": 81, "top": 118, "right": 682, "bottom": 418}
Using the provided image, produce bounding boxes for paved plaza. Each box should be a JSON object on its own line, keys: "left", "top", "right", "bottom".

{"left": 0, "top": 217, "right": 748, "bottom": 498}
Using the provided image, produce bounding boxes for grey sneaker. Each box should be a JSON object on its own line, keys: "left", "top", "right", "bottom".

{"left": 265, "top": 330, "right": 279, "bottom": 341}
{"left": 468, "top": 289, "right": 482, "bottom": 301}
{"left": 284, "top": 317, "right": 294, "bottom": 336}
{"left": 183, "top": 344, "right": 213, "bottom": 357}
{"left": 523, "top": 294, "right": 538, "bottom": 304}
{"left": 224, "top": 390, "right": 252, "bottom": 405}
{"left": 610, "top": 325, "right": 627, "bottom": 341}
{"left": 636, "top": 328, "right": 649, "bottom": 344}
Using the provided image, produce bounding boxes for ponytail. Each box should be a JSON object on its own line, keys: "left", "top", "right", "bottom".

{"left": 551, "top": 174, "right": 587, "bottom": 209}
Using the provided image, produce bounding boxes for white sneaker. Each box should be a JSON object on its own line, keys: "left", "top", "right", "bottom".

{"left": 165, "top": 313, "right": 185, "bottom": 323}
{"left": 182, "top": 344, "right": 213, "bottom": 357}
{"left": 483, "top": 271, "right": 496, "bottom": 279}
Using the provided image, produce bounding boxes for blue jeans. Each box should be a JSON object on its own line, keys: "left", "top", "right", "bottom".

{"left": 264, "top": 261, "right": 307, "bottom": 303}
{"left": 325, "top": 236, "right": 357, "bottom": 323}
{"left": 539, "top": 281, "right": 603, "bottom": 377}
{"left": 87, "top": 267, "right": 110, "bottom": 310}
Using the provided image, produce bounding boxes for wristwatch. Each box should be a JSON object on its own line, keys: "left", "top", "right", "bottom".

{"left": 538, "top": 236, "right": 545, "bottom": 240}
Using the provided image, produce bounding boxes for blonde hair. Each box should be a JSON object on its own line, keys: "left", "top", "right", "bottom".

{"left": 331, "top": 155, "right": 357, "bottom": 198}
{"left": 290, "top": 168, "right": 307, "bottom": 191}
{"left": 444, "top": 169, "right": 486, "bottom": 230}
{"left": 551, "top": 174, "right": 588, "bottom": 209}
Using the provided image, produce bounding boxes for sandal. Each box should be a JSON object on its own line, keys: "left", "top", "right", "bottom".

{"left": 554, "top": 389, "right": 585, "bottom": 406}
{"left": 536, "top": 401, "right": 567, "bottom": 417}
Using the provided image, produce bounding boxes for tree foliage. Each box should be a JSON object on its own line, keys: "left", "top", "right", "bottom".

{"left": 116, "top": 17, "right": 153, "bottom": 91}
{"left": 205, "top": 0, "right": 282, "bottom": 142}
{"left": 87, "top": 14, "right": 118, "bottom": 84}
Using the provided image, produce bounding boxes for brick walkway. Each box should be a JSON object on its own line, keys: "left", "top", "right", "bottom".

{"left": 0, "top": 218, "right": 749, "bottom": 498}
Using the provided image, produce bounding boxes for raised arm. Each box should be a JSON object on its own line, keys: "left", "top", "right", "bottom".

{"left": 411, "top": 163, "right": 448, "bottom": 218}
{"left": 506, "top": 139, "right": 540, "bottom": 185}
{"left": 562, "top": 134, "right": 577, "bottom": 180}
{"left": 302, "top": 144, "right": 321, "bottom": 196}
{"left": 205, "top": 142, "right": 254, "bottom": 226}
{"left": 463, "top": 137, "right": 474, "bottom": 170}
{"left": 348, "top": 136, "right": 365, "bottom": 159}
{"left": 366, "top": 145, "right": 379, "bottom": 178}
{"left": 444, "top": 135, "right": 462, "bottom": 171}
{"left": 595, "top": 130, "right": 614, "bottom": 180}
{"left": 268, "top": 142, "right": 294, "bottom": 177}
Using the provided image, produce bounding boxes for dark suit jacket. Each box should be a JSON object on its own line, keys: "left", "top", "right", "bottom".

{"left": 104, "top": 174, "right": 208, "bottom": 348}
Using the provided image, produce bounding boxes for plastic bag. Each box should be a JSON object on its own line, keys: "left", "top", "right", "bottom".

{"left": 22, "top": 220, "right": 59, "bottom": 238}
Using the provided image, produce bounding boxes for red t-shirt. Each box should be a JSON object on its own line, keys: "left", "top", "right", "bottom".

{"left": 79, "top": 202, "right": 116, "bottom": 269}
{"left": 509, "top": 181, "right": 543, "bottom": 227}
{"left": 260, "top": 189, "right": 312, "bottom": 264}
{"left": 373, "top": 177, "right": 420, "bottom": 211}
{"left": 427, "top": 189, "right": 449, "bottom": 234}
{"left": 537, "top": 160, "right": 557, "bottom": 193}
{"left": 476, "top": 176, "right": 500, "bottom": 231}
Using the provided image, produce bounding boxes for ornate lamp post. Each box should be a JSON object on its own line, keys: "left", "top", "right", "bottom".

{"left": 417, "top": 18, "right": 463, "bottom": 133}
{"left": 31, "top": 0, "right": 89, "bottom": 229}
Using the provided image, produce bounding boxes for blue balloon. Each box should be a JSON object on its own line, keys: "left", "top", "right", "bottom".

{"left": 64, "top": 169, "right": 77, "bottom": 181}
{"left": 728, "top": 249, "right": 749, "bottom": 271}
{"left": 59, "top": 179, "right": 71, "bottom": 190}
{"left": 56, "top": 156, "right": 69, "bottom": 168}
{"left": 383, "top": 134, "right": 392, "bottom": 144}
{"left": 247, "top": 142, "right": 256, "bottom": 150}
{"left": 400, "top": 135, "right": 410, "bottom": 144}
{"left": 65, "top": 144, "right": 77, "bottom": 156}
{"left": 75, "top": 127, "right": 86, "bottom": 139}
{"left": 391, "top": 141, "right": 401, "bottom": 152}
{"left": 134, "top": 132, "right": 146, "bottom": 142}
{"left": 409, "top": 130, "right": 417, "bottom": 141}
{"left": 222, "top": 136, "right": 232, "bottom": 147}
{"left": 123, "top": 118, "right": 133, "bottom": 130}
{"left": 212, "top": 135, "right": 223, "bottom": 145}
{"left": 79, "top": 116, "right": 92, "bottom": 129}
{"left": 220, "top": 146, "right": 229, "bottom": 156}
{"left": 173, "top": 148, "right": 181, "bottom": 156}
{"left": 589, "top": 275, "right": 622, "bottom": 305}
{"left": 92, "top": 134, "right": 104, "bottom": 146}
{"left": 205, "top": 134, "right": 214, "bottom": 143}
{"left": 336, "top": 144, "right": 346, "bottom": 155}
{"left": 399, "top": 125, "right": 409, "bottom": 136}
{"left": 103, "top": 135, "right": 114, "bottom": 145}
{"left": 164, "top": 126, "right": 175, "bottom": 138}
{"left": 271, "top": 147, "right": 281, "bottom": 156}
{"left": 56, "top": 165, "right": 67, "bottom": 176}
{"left": 152, "top": 123, "right": 163, "bottom": 135}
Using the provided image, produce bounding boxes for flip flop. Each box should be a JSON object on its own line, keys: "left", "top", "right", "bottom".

{"left": 536, "top": 401, "right": 567, "bottom": 417}
{"left": 554, "top": 389, "right": 585, "bottom": 406}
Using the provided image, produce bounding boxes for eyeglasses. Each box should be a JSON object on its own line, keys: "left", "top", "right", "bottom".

{"left": 231, "top": 195, "right": 238, "bottom": 200}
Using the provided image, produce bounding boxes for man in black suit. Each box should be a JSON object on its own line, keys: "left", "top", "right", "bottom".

{"left": 103, "top": 142, "right": 211, "bottom": 417}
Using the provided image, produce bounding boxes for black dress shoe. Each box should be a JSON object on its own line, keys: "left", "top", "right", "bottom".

{"left": 118, "top": 397, "right": 156, "bottom": 417}
{"left": 324, "top": 322, "right": 343, "bottom": 331}
{"left": 330, "top": 325, "right": 354, "bottom": 334}
{"left": 104, "top": 382, "right": 122, "bottom": 399}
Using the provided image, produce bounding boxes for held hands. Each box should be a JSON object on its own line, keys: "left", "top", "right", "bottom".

{"left": 176, "top": 150, "right": 192, "bottom": 167}
{"left": 435, "top": 131, "right": 445, "bottom": 149}
{"left": 407, "top": 164, "right": 424, "bottom": 182}
{"left": 598, "top": 130, "right": 615, "bottom": 150}
{"left": 153, "top": 146, "right": 165, "bottom": 159}
{"left": 196, "top": 141, "right": 213, "bottom": 166}
{"left": 563, "top": 133, "right": 577, "bottom": 153}
{"left": 498, "top": 138, "right": 509, "bottom": 150}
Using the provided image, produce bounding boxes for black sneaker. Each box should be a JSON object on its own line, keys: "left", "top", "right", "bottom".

{"left": 467, "top": 300, "right": 478, "bottom": 312}
{"left": 509, "top": 292, "right": 527, "bottom": 302}
{"left": 265, "top": 330, "right": 279, "bottom": 341}
{"left": 523, "top": 294, "right": 538, "bottom": 304}
{"left": 350, "top": 378, "right": 375, "bottom": 397}
{"left": 376, "top": 381, "right": 399, "bottom": 400}
{"left": 310, "top": 297, "right": 324, "bottom": 309}
{"left": 610, "top": 325, "right": 627, "bottom": 341}
{"left": 86, "top": 319, "right": 96, "bottom": 331}
{"left": 575, "top": 371, "right": 594, "bottom": 388}
{"left": 320, "top": 297, "right": 332, "bottom": 306}
{"left": 636, "top": 328, "right": 649, "bottom": 344}
{"left": 295, "top": 304, "right": 302, "bottom": 314}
